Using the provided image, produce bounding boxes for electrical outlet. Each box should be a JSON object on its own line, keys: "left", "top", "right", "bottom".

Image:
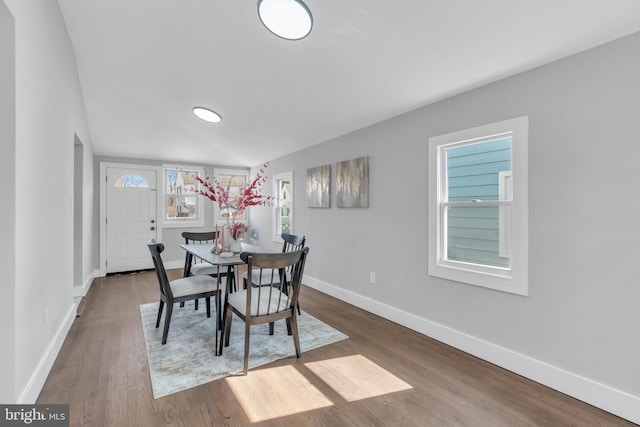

{"left": 369, "top": 272, "right": 376, "bottom": 284}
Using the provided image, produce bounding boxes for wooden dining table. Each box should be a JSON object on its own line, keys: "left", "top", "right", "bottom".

{"left": 180, "top": 242, "right": 268, "bottom": 355}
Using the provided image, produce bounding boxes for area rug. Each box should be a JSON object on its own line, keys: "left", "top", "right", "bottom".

{"left": 140, "top": 301, "right": 348, "bottom": 398}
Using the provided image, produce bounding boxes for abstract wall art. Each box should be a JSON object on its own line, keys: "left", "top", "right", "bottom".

{"left": 336, "top": 156, "right": 369, "bottom": 208}
{"left": 306, "top": 164, "right": 331, "bottom": 208}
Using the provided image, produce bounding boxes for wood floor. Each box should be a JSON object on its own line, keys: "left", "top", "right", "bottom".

{"left": 38, "top": 269, "right": 634, "bottom": 426}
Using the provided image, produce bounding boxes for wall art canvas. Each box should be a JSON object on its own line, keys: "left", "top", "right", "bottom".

{"left": 336, "top": 156, "right": 369, "bottom": 208}
{"left": 306, "top": 164, "right": 331, "bottom": 208}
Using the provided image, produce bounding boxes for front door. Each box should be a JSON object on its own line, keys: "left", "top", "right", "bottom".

{"left": 106, "top": 167, "right": 157, "bottom": 273}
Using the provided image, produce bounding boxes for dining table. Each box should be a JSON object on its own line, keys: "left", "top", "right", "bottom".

{"left": 180, "top": 241, "right": 268, "bottom": 355}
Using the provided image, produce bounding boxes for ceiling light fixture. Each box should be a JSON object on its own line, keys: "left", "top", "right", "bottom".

{"left": 257, "top": 0, "right": 313, "bottom": 41}
{"left": 192, "top": 106, "right": 222, "bottom": 123}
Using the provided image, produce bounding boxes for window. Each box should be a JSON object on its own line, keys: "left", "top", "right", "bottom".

{"left": 428, "top": 116, "right": 528, "bottom": 295}
{"left": 272, "top": 171, "right": 293, "bottom": 241}
{"left": 215, "top": 169, "right": 249, "bottom": 223}
{"left": 162, "top": 166, "right": 204, "bottom": 227}
{"left": 114, "top": 174, "right": 149, "bottom": 188}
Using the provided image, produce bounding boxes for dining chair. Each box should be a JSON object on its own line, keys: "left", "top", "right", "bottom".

{"left": 244, "top": 233, "right": 305, "bottom": 287}
{"left": 147, "top": 239, "right": 220, "bottom": 345}
{"left": 242, "top": 233, "right": 306, "bottom": 321}
{"left": 222, "top": 247, "right": 309, "bottom": 375}
{"left": 182, "top": 231, "right": 234, "bottom": 310}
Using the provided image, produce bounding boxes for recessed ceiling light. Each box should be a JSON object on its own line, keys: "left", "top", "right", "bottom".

{"left": 257, "top": 0, "right": 313, "bottom": 41}
{"left": 192, "top": 106, "right": 222, "bottom": 123}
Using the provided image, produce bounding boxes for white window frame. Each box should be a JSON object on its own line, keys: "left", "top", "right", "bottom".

{"left": 214, "top": 168, "right": 250, "bottom": 226}
{"left": 272, "top": 171, "right": 293, "bottom": 242}
{"left": 428, "top": 116, "right": 529, "bottom": 296}
{"left": 160, "top": 165, "right": 204, "bottom": 228}
{"left": 498, "top": 170, "right": 513, "bottom": 259}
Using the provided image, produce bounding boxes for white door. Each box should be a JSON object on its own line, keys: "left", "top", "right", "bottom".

{"left": 106, "top": 167, "right": 157, "bottom": 273}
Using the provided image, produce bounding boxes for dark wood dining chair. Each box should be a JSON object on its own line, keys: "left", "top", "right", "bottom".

{"left": 182, "top": 231, "right": 234, "bottom": 310}
{"left": 243, "top": 233, "right": 306, "bottom": 319}
{"left": 244, "top": 233, "right": 305, "bottom": 286}
{"left": 222, "top": 247, "right": 309, "bottom": 375}
{"left": 147, "top": 239, "right": 220, "bottom": 345}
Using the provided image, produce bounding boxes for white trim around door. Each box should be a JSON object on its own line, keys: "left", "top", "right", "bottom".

{"left": 99, "top": 162, "right": 162, "bottom": 277}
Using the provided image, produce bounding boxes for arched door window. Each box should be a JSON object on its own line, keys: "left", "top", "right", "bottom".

{"left": 114, "top": 174, "right": 149, "bottom": 188}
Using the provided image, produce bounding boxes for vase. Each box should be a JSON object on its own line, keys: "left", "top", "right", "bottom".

{"left": 230, "top": 238, "right": 243, "bottom": 254}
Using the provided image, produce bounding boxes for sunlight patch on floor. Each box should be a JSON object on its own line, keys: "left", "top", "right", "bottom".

{"left": 305, "top": 354, "right": 413, "bottom": 402}
{"left": 225, "top": 365, "right": 333, "bottom": 422}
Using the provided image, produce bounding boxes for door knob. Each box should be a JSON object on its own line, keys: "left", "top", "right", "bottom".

{"left": 151, "top": 219, "right": 155, "bottom": 224}
{"left": 150, "top": 226, "right": 155, "bottom": 231}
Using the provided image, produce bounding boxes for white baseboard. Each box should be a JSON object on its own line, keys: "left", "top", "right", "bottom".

{"left": 73, "top": 269, "right": 98, "bottom": 297}
{"left": 18, "top": 301, "right": 78, "bottom": 404}
{"left": 303, "top": 275, "right": 640, "bottom": 425}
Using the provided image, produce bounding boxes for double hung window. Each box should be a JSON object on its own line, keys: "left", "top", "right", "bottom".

{"left": 162, "top": 166, "right": 204, "bottom": 227}
{"left": 272, "top": 171, "right": 293, "bottom": 241}
{"left": 428, "top": 116, "right": 529, "bottom": 295}
{"left": 215, "top": 169, "right": 249, "bottom": 223}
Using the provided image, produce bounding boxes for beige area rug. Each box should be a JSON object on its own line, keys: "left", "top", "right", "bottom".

{"left": 140, "top": 301, "right": 348, "bottom": 398}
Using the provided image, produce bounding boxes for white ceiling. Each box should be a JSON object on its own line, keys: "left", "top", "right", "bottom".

{"left": 58, "top": 0, "right": 640, "bottom": 167}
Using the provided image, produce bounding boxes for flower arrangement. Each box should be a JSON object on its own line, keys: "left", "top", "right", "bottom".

{"left": 228, "top": 221, "right": 248, "bottom": 240}
{"left": 194, "top": 163, "right": 273, "bottom": 241}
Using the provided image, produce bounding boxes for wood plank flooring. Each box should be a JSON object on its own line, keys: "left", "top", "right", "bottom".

{"left": 38, "top": 269, "right": 635, "bottom": 426}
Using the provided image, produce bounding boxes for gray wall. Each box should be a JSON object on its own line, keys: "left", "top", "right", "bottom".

{"left": 253, "top": 31, "right": 640, "bottom": 412}
{"left": 0, "top": 0, "right": 15, "bottom": 403}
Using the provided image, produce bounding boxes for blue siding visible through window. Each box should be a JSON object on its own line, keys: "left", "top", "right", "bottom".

{"left": 446, "top": 138, "right": 511, "bottom": 267}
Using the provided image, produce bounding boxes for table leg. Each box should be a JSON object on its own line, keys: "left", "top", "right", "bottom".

{"left": 218, "top": 290, "right": 226, "bottom": 357}
{"left": 183, "top": 252, "right": 193, "bottom": 277}
{"left": 217, "top": 265, "right": 236, "bottom": 356}
{"left": 214, "top": 265, "right": 222, "bottom": 356}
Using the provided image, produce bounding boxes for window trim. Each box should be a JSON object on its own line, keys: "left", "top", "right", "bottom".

{"left": 272, "top": 171, "right": 293, "bottom": 242}
{"left": 160, "top": 164, "right": 205, "bottom": 228}
{"left": 428, "top": 116, "right": 529, "bottom": 296}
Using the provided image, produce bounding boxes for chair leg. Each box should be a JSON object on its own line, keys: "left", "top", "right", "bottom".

{"left": 205, "top": 296, "right": 211, "bottom": 318}
{"left": 243, "top": 321, "right": 251, "bottom": 375}
{"left": 289, "top": 314, "right": 301, "bottom": 358}
{"left": 269, "top": 322, "right": 275, "bottom": 335}
{"left": 286, "top": 318, "right": 292, "bottom": 336}
{"left": 194, "top": 298, "right": 199, "bottom": 310}
{"left": 179, "top": 302, "right": 185, "bottom": 308}
{"left": 161, "top": 302, "right": 174, "bottom": 345}
{"left": 155, "top": 300, "right": 165, "bottom": 328}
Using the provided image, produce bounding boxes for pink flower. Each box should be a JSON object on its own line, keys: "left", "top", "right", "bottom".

{"left": 194, "top": 163, "right": 274, "bottom": 237}
{"left": 229, "top": 222, "right": 248, "bottom": 240}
